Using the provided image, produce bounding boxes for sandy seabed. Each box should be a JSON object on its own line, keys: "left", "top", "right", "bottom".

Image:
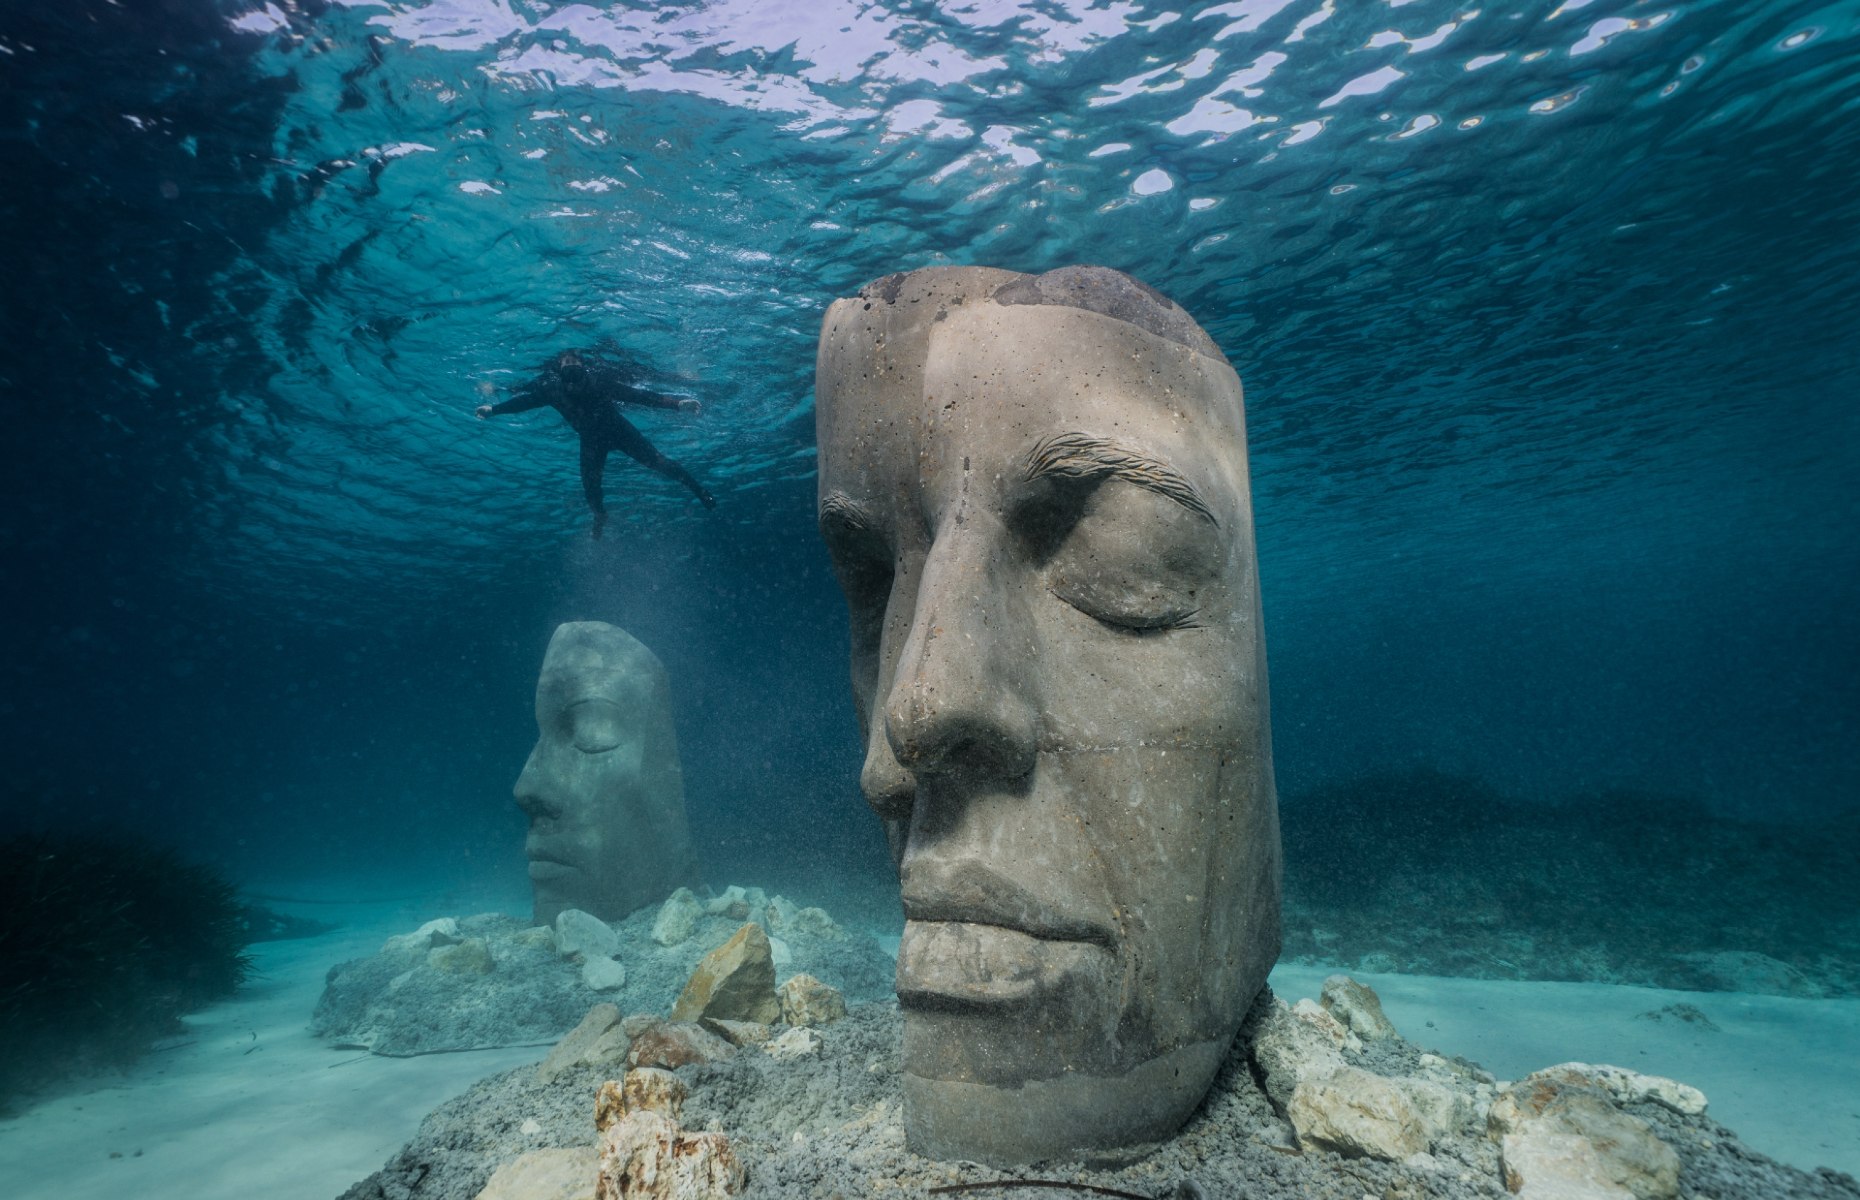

{"left": 1, "top": 886, "right": 1855, "bottom": 1200}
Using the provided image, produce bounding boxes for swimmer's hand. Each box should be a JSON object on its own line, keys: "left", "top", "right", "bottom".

{"left": 677, "top": 398, "right": 701, "bottom": 415}
{"left": 474, "top": 404, "right": 493, "bottom": 419}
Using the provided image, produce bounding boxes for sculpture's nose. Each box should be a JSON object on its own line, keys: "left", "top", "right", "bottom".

{"left": 512, "top": 752, "right": 560, "bottom": 823}
{"left": 877, "top": 534, "right": 1037, "bottom": 792}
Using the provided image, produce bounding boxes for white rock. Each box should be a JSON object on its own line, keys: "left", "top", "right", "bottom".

{"left": 1287, "top": 1065, "right": 1432, "bottom": 1160}
{"left": 1501, "top": 1131, "right": 1635, "bottom": 1199}
{"left": 555, "top": 909, "right": 621, "bottom": 961}
{"left": 624, "top": 1068, "right": 690, "bottom": 1120}
{"left": 764, "top": 895, "right": 802, "bottom": 933}
{"left": 381, "top": 917, "right": 461, "bottom": 955}
{"left": 475, "top": 1146, "right": 597, "bottom": 1200}
{"left": 790, "top": 906, "right": 843, "bottom": 940}
{"left": 582, "top": 954, "right": 628, "bottom": 991}
{"left": 1526, "top": 1063, "right": 1706, "bottom": 1116}
{"left": 596, "top": 1109, "right": 744, "bottom": 1199}
{"left": 777, "top": 974, "right": 847, "bottom": 1027}
{"left": 1248, "top": 997, "right": 1347, "bottom": 1112}
{"left": 1491, "top": 1074, "right": 1680, "bottom": 1200}
{"left": 596, "top": 1068, "right": 690, "bottom": 1127}
{"left": 1292, "top": 997, "right": 1362, "bottom": 1052}
{"left": 1321, "top": 974, "right": 1399, "bottom": 1041}
{"left": 764, "top": 1027, "right": 823, "bottom": 1062}
{"left": 651, "top": 888, "right": 705, "bottom": 947}
{"left": 768, "top": 934, "right": 793, "bottom": 969}
{"left": 705, "top": 885, "right": 749, "bottom": 917}
{"left": 520, "top": 1118, "right": 542, "bottom": 1135}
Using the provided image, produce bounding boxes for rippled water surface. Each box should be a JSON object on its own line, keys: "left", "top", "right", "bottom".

{"left": 3, "top": 0, "right": 1856, "bottom": 864}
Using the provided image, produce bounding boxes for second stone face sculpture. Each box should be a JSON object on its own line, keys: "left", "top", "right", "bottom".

{"left": 815, "top": 266, "right": 1282, "bottom": 1166}
{"left": 515, "top": 621, "right": 699, "bottom": 925}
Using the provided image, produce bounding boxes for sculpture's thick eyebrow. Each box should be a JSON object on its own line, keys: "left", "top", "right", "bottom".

{"left": 1021, "top": 432, "right": 1219, "bottom": 527}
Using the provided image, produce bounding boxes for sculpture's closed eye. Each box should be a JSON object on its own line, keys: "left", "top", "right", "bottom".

{"left": 1050, "top": 573, "right": 1200, "bottom": 634}
{"left": 564, "top": 698, "right": 627, "bottom": 754}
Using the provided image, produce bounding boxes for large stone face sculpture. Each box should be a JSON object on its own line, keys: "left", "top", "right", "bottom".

{"left": 814, "top": 266, "right": 1282, "bottom": 1165}
{"left": 515, "top": 621, "right": 699, "bottom": 925}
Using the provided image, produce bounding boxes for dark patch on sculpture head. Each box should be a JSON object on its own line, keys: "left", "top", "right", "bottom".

{"left": 863, "top": 272, "right": 909, "bottom": 305}
{"left": 991, "top": 265, "right": 1228, "bottom": 365}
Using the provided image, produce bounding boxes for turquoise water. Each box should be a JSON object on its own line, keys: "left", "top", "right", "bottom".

{"left": 3, "top": 0, "right": 1856, "bottom": 1046}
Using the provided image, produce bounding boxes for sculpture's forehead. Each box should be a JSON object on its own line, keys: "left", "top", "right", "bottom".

{"left": 819, "top": 301, "right": 1247, "bottom": 517}
{"left": 536, "top": 639, "right": 650, "bottom": 707}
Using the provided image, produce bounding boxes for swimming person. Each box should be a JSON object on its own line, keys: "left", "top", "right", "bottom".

{"left": 476, "top": 348, "right": 717, "bottom": 537}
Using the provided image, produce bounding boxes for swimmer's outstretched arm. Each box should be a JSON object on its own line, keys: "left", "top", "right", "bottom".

{"left": 611, "top": 381, "right": 702, "bottom": 415}
{"left": 474, "top": 388, "right": 549, "bottom": 419}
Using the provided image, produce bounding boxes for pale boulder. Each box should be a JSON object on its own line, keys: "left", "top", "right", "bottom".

{"left": 1321, "top": 974, "right": 1399, "bottom": 1041}
{"left": 1291, "top": 997, "right": 1361, "bottom": 1052}
{"left": 581, "top": 955, "right": 627, "bottom": 992}
{"left": 595, "top": 1068, "right": 689, "bottom": 1128}
{"left": 1248, "top": 996, "right": 1347, "bottom": 1111}
{"left": 1490, "top": 1073, "right": 1680, "bottom": 1200}
{"left": 763, "top": 895, "right": 802, "bottom": 933}
{"left": 596, "top": 1110, "right": 744, "bottom": 1200}
{"left": 624, "top": 1068, "right": 689, "bottom": 1120}
{"left": 704, "top": 885, "right": 750, "bottom": 918}
{"left": 1523, "top": 1063, "right": 1706, "bottom": 1117}
{"left": 669, "top": 924, "right": 780, "bottom": 1025}
{"left": 1500, "top": 1131, "right": 1637, "bottom": 1200}
{"left": 1287, "top": 1066, "right": 1434, "bottom": 1160}
{"left": 555, "top": 909, "right": 621, "bottom": 961}
{"left": 474, "top": 1147, "right": 598, "bottom": 1200}
{"left": 777, "top": 974, "right": 846, "bottom": 1027}
{"left": 790, "top": 906, "right": 843, "bottom": 940}
{"left": 651, "top": 888, "right": 705, "bottom": 948}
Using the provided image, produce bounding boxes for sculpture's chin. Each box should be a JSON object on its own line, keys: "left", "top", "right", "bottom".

{"left": 900, "top": 1038, "right": 1231, "bottom": 1167}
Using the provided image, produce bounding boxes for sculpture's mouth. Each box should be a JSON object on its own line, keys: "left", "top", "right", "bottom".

{"left": 895, "top": 919, "right": 1115, "bottom": 1012}
{"left": 525, "top": 857, "right": 577, "bottom": 881}
{"left": 894, "top": 862, "right": 1117, "bottom": 1012}
{"left": 899, "top": 859, "right": 1116, "bottom": 945}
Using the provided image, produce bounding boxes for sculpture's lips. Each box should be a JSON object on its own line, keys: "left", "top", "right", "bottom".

{"left": 899, "top": 860, "right": 1115, "bottom": 947}
{"left": 526, "top": 858, "right": 577, "bottom": 880}
{"left": 896, "top": 920, "right": 1114, "bottom": 1011}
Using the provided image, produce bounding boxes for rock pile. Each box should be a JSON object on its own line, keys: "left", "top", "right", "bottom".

{"left": 313, "top": 885, "right": 887, "bottom": 1056}
{"left": 344, "top": 979, "right": 1857, "bottom": 1200}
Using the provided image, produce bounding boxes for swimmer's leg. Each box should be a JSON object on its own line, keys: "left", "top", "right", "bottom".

{"left": 578, "top": 439, "right": 610, "bottom": 538}
{"left": 611, "top": 421, "right": 717, "bottom": 509}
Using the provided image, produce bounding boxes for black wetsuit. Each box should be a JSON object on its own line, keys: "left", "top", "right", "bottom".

{"left": 488, "top": 354, "right": 715, "bottom": 516}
